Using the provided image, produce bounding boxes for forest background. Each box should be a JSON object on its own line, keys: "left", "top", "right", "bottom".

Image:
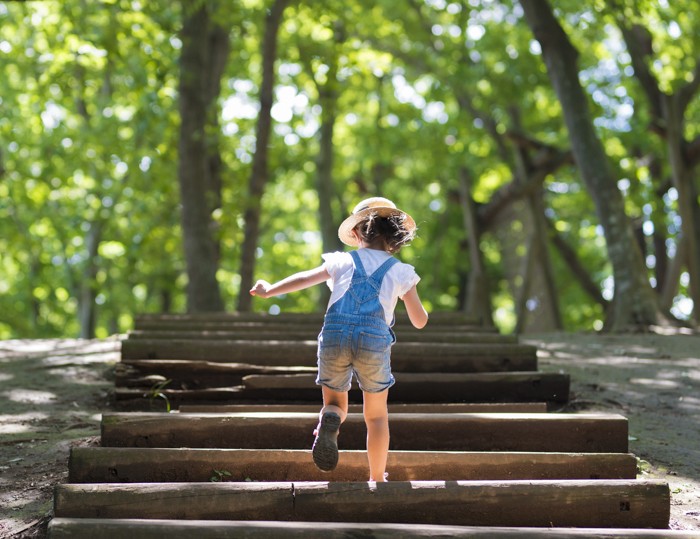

{"left": 2, "top": 0, "right": 700, "bottom": 340}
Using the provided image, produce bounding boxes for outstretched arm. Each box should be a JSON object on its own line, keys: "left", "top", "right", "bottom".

{"left": 401, "top": 285, "right": 429, "bottom": 329}
{"left": 250, "top": 265, "right": 330, "bottom": 299}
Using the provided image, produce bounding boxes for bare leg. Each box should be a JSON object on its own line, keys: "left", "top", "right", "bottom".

{"left": 363, "top": 389, "right": 390, "bottom": 482}
{"left": 320, "top": 385, "right": 348, "bottom": 423}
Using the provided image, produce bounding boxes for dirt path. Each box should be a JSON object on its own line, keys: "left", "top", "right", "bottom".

{"left": 0, "top": 332, "right": 698, "bottom": 536}
{"left": 0, "top": 338, "right": 120, "bottom": 538}
{"left": 525, "top": 331, "right": 700, "bottom": 531}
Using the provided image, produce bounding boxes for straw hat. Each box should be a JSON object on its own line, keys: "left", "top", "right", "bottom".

{"left": 337, "top": 197, "right": 416, "bottom": 246}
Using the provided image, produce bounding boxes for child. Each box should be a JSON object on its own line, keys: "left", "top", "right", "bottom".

{"left": 250, "top": 197, "right": 428, "bottom": 482}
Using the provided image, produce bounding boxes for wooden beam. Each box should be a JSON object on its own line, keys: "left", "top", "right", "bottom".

{"left": 133, "top": 311, "right": 482, "bottom": 326}
{"left": 113, "top": 371, "right": 569, "bottom": 405}
{"left": 120, "top": 340, "right": 538, "bottom": 372}
{"left": 68, "top": 447, "right": 638, "bottom": 483}
{"left": 115, "top": 360, "right": 316, "bottom": 389}
{"left": 176, "top": 403, "right": 550, "bottom": 414}
{"left": 53, "top": 480, "right": 670, "bottom": 528}
{"left": 132, "top": 321, "right": 499, "bottom": 334}
{"left": 237, "top": 372, "right": 570, "bottom": 403}
{"left": 99, "top": 412, "right": 627, "bottom": 452}
{"left": 126, "top": 328, "right": 517, "bottom": 344}
{"left": 47, "top": 519, "right": 699, "bottom": 539}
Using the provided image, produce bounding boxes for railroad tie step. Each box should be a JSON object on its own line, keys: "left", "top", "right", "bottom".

{"left": 176, "top": 402, "right": 550, "bottom": 413}
{"left": 125, "top": 328, "right": 518, "bottom": 343}
{"left": 69, "top": 447, "right": 638, "bottom": 483}
{"left": 99, "top": 412, "right": 628, "bottom": 452}
{"left": 113, "top": 371, "right": 570, "bottom": 405}
{"left": 132, "top": 311, "right": 487, "bottom": 328}
{"left": 237, "top": 372, "right": 570, "bottom": 403}
{"left": 120, "top": 339, "right": 538, "bottom": 369}
{"left": 47, "top": 519, "right": 700, "bottom": 539}
{"left": 52, "top": 480, "right": 670, "bottom": 528}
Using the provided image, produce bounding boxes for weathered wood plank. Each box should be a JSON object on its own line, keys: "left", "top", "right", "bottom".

{"left": 48, "top": 519, "right": 699, "bottom": 539}
{"left": 126, "top": 329, "right": 517, "bottom": 344}
{"left": 52, "top": 480, "right": 670, "bottom": 528}
{"left": 100, "top": 412, "right": 628, "bottom": 452}
{"left": 68, "top": 447, "right": 638, "bottom": 483}
{"left": 177, "top": 402, "right": 550, "bottom": 414}
{"left": 116, "top": 354, "right": 532, "bottom": 389}
{"left": 133, "top": 322, "right": 500, "bottom": 336}
{"left": 120, "top": 339, "right": 538, "bottom": 372}
{"left": 134, "top": 311, "right": 483, "bottom": 327}
{"left": 115, "top": 360, "right": 316, "bottom": 389}
{"left": 237, "top": 372, "right": 570, "bottom": 403}
{"left": 113, "top": 371, "right": 569, "bottom": 405}
{"left": 127, "top": 328, "right": 516, "bottom": 343}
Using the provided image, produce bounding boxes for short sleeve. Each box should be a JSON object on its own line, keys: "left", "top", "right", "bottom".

{"left": 395, "top": 263, "right": 420, "bottom": 299}
{"left": 321, "top": 251, "right": 352, "bottom": 280}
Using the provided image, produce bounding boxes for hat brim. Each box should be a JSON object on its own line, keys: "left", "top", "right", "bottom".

{"left": 337, "top": 206, "right": 416, "bottom": 247}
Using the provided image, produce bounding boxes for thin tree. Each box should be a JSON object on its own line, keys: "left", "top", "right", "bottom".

{"left": 237, "top": 0, "right": 290, "bottom": 312}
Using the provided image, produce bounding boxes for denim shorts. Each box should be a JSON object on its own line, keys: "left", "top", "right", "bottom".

{"left": 316, "top": 323, "right": 395, "bottom": 393}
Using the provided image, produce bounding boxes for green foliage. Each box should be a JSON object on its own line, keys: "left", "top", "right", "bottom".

{"left": 210, "top": 469, "right": 232, "bottom": 482}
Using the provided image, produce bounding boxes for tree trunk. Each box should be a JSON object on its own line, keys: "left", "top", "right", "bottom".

{"left": 660, "top": 95, "right": 700, "bottom": 320}
{"left": 312, "top": 23, "right": 346, "bottom": 308}
{"left": 620, "top": 22, "right": 700, "bottom": 323}
{"left": 458, "top": 168, "right": 494, "bottom": 326}
{"left": 316, "top": 99, "right": 340, "bottom": 254}
{"left": 520, "top": 0, "right": 661, "bottom": 331}
{"left": 508, "top": 111, "right": 562, "bottom": 332}
{"left": 177, "top": 1, "right": 228, "bottom": 313}
{"left": 79, "top": 222, "right": 101, "bottom": 338}
{"left": 237, "top": 0, "right": 289, "bottom": 312}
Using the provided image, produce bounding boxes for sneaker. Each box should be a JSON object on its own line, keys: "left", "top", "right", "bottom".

{"left": 312, "top": 411, "right": 341, "bottom": 472}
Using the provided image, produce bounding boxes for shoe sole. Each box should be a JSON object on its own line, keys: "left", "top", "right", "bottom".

{"left": 312, "top": 412, "right": 341, "bottom": 472}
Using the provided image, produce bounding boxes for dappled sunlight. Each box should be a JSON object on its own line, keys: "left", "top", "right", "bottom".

{"left": 0, "top": 423, "right": 31, "bottom": 434}
{"left": 0, "top": 411, "right": 49, "bottom": 423}
{"left": 629, "top": 377, "right": 681, "bottom": 389}
{"left": 1, "top": 389, "right": 57, "bottom": 404}
{"left": 0, "top": 411, "right": 49, "bottom": 434}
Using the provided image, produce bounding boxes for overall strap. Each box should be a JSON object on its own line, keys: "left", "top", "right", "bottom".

{"left": 349, "top": 250, "right": 367, "bottom": 278}
{"left": 369, "top": 256, "right": 399, "bottom": 285}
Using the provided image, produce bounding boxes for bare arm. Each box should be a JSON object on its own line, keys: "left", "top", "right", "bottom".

{"left": 249, "top": 265, "right": 330, "bottom": 299}
{"left": 401, "top": 285, "right": 429, "bottom": 329}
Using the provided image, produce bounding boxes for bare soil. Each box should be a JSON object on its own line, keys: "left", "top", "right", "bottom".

{"left": 0, "top": 331, "right": 699, "bottom": 537}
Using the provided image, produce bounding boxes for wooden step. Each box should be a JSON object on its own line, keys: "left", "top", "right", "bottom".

{"left": 113, "top": 371, "right": 570, "bottom": 405}
{"left": 238, "top": 371, "right": 570, "bottom": 403}
{"left": 126, "top": 328, "right": 517, "bottom": 344}
{"left": 177, "top": 402, "right": 550, "bottom": 414}
{"left": 132, "top": 320, "right": 499, "bottom": 334}
{"left": 47, "top": 519, "right": 699, "bottom": 539}
{"left": 120, "top": 340, "right": 538, "bottom": 372}
{"left": 113, "top": 371, "right": 569, "bottom": 405}
{"left": 115, "top": 360, "right": 316, "bottom": 389}
{"left": 69, "top": 447, "right": 638, "bottom": 483}
{"left": 134, "top": 311, "right": 485, "bottom": 327}
{"left": 52, "top": 480, "right": 670, "bottom": 528}
{"left": 114, "top": 387, "right": 242, "bottom": 404}
{"left": 117, "top": 354, "right": 533, "bottom": 386}
{"left": 100, "top": 412, "right": 628, "bottom": 452}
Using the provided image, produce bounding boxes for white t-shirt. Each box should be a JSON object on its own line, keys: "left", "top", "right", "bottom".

{"left": 321, "top": 248, "right": 420, "bottom": 325}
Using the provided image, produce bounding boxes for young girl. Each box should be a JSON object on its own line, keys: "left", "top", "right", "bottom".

{"left": 249, "top": 197, "right": 428, "bottom": 482}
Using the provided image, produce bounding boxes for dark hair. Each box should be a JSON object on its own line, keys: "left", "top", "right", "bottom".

{"left": 353, "top": 212, "right": 416, "bottom": 253}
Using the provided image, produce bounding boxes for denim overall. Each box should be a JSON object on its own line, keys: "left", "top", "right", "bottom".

{"left": 316, "top": 250, "right": 398, "bottom": 393}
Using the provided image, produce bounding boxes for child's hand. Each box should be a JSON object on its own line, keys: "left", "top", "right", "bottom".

{"left": 250, "top": 280, "right": 272, "bottom": 298}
